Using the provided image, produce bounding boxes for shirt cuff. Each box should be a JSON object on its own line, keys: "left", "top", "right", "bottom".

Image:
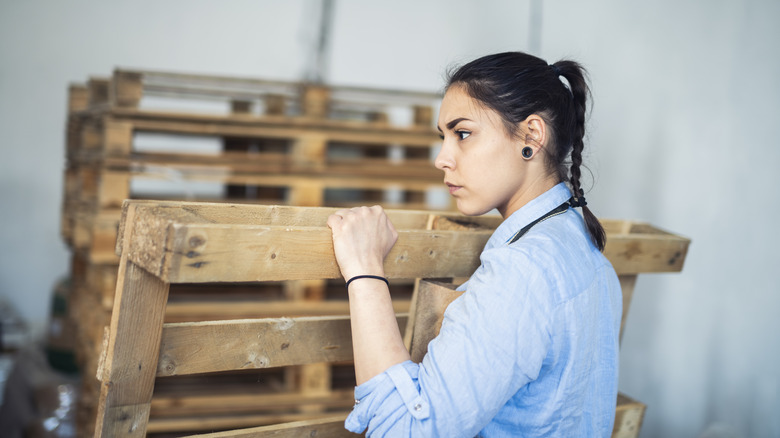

{"left": 345, "top": 360, "right": 430, "bottom": 433}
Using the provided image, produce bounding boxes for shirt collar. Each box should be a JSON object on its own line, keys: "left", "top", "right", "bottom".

{"left": 485, "top": 182, "right": 572, "bottom": 249}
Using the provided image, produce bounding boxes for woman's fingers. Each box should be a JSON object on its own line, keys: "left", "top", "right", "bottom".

{"left": 327, "top": 206, "right": 397, "bottom": 279}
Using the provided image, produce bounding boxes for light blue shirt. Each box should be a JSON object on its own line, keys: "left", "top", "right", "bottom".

{"left": 346, "top": 183, "right": 622, "bottom": 437}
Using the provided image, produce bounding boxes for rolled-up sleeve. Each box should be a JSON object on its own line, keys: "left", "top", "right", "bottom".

{"left": 344, "top": 245, "right": 554, "bottom": 437}
{"left": 346, "top": 360, "right": 428, "bottom": 435}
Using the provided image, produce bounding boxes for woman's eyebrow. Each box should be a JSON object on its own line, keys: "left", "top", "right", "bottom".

{"left": 445, "top": 117, "right": 471, "bottom": 130}
{"left": 436, "top": 117, "right": 472, "bottom": 133}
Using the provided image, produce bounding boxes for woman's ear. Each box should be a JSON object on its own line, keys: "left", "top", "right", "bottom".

{"left": 522, "top": 114, "right": 547, "bottom": 149}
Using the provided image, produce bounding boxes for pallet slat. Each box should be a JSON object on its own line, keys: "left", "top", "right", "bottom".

{"left": 156, "top": 315, "right": 407, "bottom": 377}
{"left": 115, "top": 201, "right": 689, "bottom": 284}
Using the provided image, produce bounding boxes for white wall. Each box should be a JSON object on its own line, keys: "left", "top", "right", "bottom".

{"left": 1, "top": 1, "right": 778, "bottom": 437}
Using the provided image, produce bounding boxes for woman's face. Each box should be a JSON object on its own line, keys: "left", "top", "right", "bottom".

{"left": 435, "top": 85, "right": 533, "bottom": 218}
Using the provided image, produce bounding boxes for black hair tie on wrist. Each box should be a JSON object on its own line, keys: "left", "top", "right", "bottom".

{"left": 345, "top": 275, "right": 389, "bottom": 289}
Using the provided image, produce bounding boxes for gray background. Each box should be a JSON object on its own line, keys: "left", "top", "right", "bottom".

{"left": 1, "top": 1, "right": 778, "bottom": 437}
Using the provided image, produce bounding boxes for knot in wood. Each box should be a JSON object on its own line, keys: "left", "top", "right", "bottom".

{"left": 158, "top": 356, "right": 177, "bottom": 376}
{"left": 188, "top": 235, "right": 206, "bottom": 248}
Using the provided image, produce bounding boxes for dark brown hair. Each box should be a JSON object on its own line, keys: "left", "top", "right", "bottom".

{"left": 447, "top": 51, "right": 606, "bottom": 251}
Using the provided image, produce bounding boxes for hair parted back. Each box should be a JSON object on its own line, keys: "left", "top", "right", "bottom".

{"left": 446, "top": 51, "right": 606, "bottom": 251}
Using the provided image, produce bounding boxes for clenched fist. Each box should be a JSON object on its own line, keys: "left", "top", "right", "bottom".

{"left": 326, "top": 205, "right": 398, "bottom": 281}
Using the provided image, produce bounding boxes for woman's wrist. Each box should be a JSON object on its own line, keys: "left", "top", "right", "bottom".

{"left": 341, "top": 262, "right": 385, "bottom": 283}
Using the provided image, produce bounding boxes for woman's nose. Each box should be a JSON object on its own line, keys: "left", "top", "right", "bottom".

{"left": 434, "top": 142, "right": 455, "bottom": 171}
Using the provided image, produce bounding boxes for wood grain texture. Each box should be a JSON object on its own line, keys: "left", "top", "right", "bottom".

{"left": 156, "top": 314, "right": 407, "bottom": 376}
{"left": 97, "top": 107, "right": 441, "bottom": 147}
{"left": 118, "top": 201, "right": 689, "bottom": 284}
{"left": 180, "top": 414, "right": 353, "bottom": 438}
{"left": 94, "top": 260, "right": 170, "bottom": 437}
{"left": 406, "top": 281, "right": 463, "bottom": 363}
{"left": 618, "top": 275, "right": 638, "bottom": 344}
{"left": 613, "top": 393, "right": 646, "bottom": 438}
{"left": 118, "top": 202, "right": 494, "bottom": 283}
{"left": 149, "top": 389, "right": 354, "bottom": 418}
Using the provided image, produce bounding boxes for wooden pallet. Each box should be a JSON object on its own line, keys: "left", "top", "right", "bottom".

{"left": 62, "top": 76, "right": 451, "bottom": 263}
{"left": 68, "top": 68, "right": 441, "bottom": 163}
{"left": 92, "top": 200, "right": 687, "bottom": 437}
{"left": 102, "top": 68, "right": 439, "bottom": 123}
{"left": 60, "top": 71, "right": 450, "bottom": 436}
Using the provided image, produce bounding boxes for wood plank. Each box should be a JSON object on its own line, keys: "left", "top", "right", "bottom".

{"left": 113, "top": 68, "right": 441, "bottom": 105}
{"left": 94, "top": 259, "right": 170, "bottom": 437}
{"left": 618, "top": 275, "right": 638, "bottom": 344}
{"left": 603, "top": 225, "right": 689, "bottom": 274}
{"left": 130, "top": 221, "right": 490, "bottom": 283}
{"left": 162, "top": 299, "right": 412, "bottom": 322}
{"left": 156, "top": 314, "right": 407, "bottom": 376}
{"left": 178, "top": 414, "right": 353, "bottom": 437}
{"left": 117, "top": 202, "right": 688, "bottom": 284}
{"left": 94, "top": 202, "right": 171, "bottom": 437}
{"left": 406, "top": 281, "right": 462, "bottom": 363}
{"left": 102, "top": 108, "right": 441, "bottom": 147}
{"left": 613, "top": 393, "right": 646, "bottom": 438}
{"left": 150, "top": 390, "right": 354, "bottom": 418}
{"left": 115, "top": 200, "right": 499, "bottom": 235}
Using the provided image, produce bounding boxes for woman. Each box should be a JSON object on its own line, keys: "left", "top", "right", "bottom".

{"left": 327, "top": 52, "right": 622, "bottom": 437}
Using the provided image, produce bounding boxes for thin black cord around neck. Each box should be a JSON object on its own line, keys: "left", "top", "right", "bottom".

{"left": 507, "top": 197, "right": 577, "bottom": 244}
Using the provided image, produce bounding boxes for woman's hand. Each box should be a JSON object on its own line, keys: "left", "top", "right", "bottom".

{"left": 326, "top": 205, "right": 398, "bottom": 280}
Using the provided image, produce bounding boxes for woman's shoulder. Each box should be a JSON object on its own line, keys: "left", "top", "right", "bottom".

{"left": 488, "top": 210, "right": 611, "bottom": 301}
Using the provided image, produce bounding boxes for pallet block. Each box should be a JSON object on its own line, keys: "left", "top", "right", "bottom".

{"left": 93, "top": 200, "right": 688, "bottom": 437}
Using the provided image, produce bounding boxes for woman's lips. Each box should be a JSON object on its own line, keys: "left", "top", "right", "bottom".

{"left": 446, "top": 182, "right": 461, "bottom": 194}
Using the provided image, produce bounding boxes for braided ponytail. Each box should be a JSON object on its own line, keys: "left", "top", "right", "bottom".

{"left": 552, "top": 61, "right": 606, "bottom": 251}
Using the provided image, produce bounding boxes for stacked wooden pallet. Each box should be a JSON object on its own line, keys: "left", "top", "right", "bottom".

{"left": 59, "top": 69, "right": 447, "bottom": 436}
{"left": 93, "top": 200, "right": 690, "bottom": 437}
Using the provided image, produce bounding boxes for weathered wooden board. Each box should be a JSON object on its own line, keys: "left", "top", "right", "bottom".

{"left": 163, "top": 299, "right": 411, "bottom": 322}
{"left": 94, "top": 260, "right": 170, "bottom": 437}
{"left": 150, "top": 390, "right": 354, "bottom": 419}
{"left": 405, "top": 280, "right": 462, "bottom": 362}
{"left": 155, "top": 314, "right": 406, "bottom": 377}
{"left": 116, "top": 202, "right": 495, "bottom": 283}
{"left": 613, "top": 393, "right": 646, "bottom": 438}
{"left": 78, "top": 108, "right": 441, "bottom": 148}
{"left": 115, "top": 201, "right": 688, "bottom": 284}
{"left": 180, "top": 414, "right": 353, "bottom": 438}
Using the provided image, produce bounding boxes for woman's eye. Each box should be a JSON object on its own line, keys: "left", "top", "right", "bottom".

{"left": 456, "top": 130, "right": 471, "bottom": 140}
{"left": 438, "top": 133, "right": 445, "bottom": 140}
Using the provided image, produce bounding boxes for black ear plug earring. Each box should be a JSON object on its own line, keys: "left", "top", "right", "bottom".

{"left": 522, "top": 146, "right": 533, "bottom": 159}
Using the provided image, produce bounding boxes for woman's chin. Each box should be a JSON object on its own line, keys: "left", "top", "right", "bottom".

{"left": 455, "top": 200, "right": 491, "bottom": 217}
